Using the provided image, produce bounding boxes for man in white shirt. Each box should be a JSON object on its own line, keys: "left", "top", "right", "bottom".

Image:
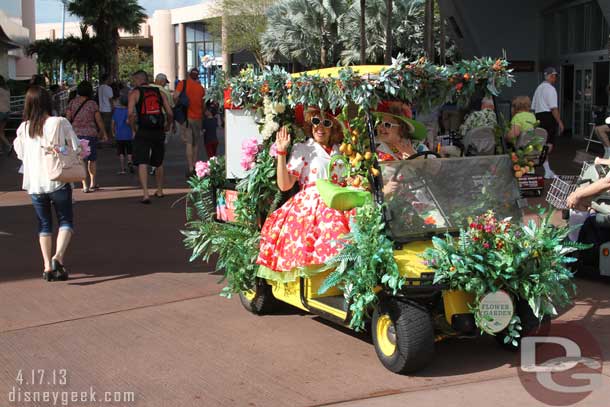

{"left": 98, "top": 74, "right": 114, "bottom": 143}
{"left": 532, "top": 67, "right": 563, "bottom": 179}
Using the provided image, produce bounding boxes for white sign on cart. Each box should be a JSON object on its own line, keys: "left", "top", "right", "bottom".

{"left": 224, "top": 109, "right": 263, "bottom": 179}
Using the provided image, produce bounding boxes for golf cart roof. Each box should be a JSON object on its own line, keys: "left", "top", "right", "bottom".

{"left": 292, "top": 65, "right": 389, "bottom": 78}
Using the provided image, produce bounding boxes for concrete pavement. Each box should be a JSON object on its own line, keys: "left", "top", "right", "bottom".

{"left": 0, "top": 131, "right": 608, "bottom": 406}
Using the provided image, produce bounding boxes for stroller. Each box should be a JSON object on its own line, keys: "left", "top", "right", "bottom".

{"left": 462, "top": 126, "right": 496, "bottom": 156}
{"left": 546, "top": 161, "right": 610, "bottom": 278}
{"left": 514, "top": 127, "right": 548, "bottom": 197}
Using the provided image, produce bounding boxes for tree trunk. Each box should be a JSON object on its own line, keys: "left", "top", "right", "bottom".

{"left": 440, "top": 14, "right": 446, "bottom": 64}
{"left": 384, "top": 0, "right": 392, "bottom": 64}
{"left": 424, "top": 0, "right": 434, "bottom": 59}
{"left": 110, "top": 29, "right": 120, "bottom": 80}
{"left": 360, "top": 0, "right": 366, "bottom": 64}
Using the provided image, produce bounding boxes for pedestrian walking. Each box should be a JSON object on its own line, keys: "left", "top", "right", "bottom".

{"left": 65, "top": 81, "right": 109, "bottom": 192}
{"left": 111, "top": 94, "right": 134, "bottom": 174}
{"left": 98, "top": 74, "right": 114, "bottom": 142}
{"left": 532, "top": 67, "right": 564, "bottom": 179}
{"left": 128, "top": 70, "right": 173, "bottom": 203}
{"left": 174, "top": 67, "right": 205, "bottom": 176}
{"left": 0, "top": 75, "right": 12, "bottom": 155}
{"left": 13, "top": 86, "right": 80, "bottom": 281}
{"left": 203, "top": 101, "right": 218, "bottom": 158}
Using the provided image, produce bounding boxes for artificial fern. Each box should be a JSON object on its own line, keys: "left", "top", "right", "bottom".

{"left": 320, "top": 202, "right": 402, "bottom": 331}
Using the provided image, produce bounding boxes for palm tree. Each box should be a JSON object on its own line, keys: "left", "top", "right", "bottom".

{"left": 340, "top": 0, "right": 424, "bottom": 64}
{"left": 67, "top": 0, "right": 146, "bottom": 79}
{"left": 262, "top": 0, "right": 348, "bottom": 68}
{"left": 360, "top": 0, "right": 366, "bottom": 64}
{"left": 384, "top": 0, "right": 392, "bottom": 64}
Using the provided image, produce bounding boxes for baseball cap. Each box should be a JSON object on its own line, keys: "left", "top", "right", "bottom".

{"left": 544, "top": 67, "right": 559, "bottom": 77}
{"left": 189, "top": 67, "right": 199, "bottom": 74}
{"left": 155, "top": 73, "right": 168, "bottom": 84}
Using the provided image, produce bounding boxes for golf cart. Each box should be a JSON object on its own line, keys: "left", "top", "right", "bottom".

{"left": 184, "top": 60, "right": 576, "bottom": 375}
{"left": 238, "top": 152, "right": 526, "bottom": 373}
{"left": 547, "top": 161, "right": 610, "bottom": 278}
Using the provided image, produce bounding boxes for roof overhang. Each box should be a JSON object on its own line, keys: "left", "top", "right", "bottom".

{"left": 0, "top": 25, "right": 21, "bottom": 49}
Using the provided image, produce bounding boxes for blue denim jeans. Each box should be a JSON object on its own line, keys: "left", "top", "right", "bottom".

{"left": 31, "top": 184, "right": 74, "bottom": 236}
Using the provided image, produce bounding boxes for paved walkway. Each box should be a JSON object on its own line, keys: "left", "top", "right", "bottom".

{"left": 0, "top": 131, "right": 608, "bottom": 406}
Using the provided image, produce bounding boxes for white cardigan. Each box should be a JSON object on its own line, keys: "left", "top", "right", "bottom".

{"left": 13, "top": 116, "right": 81, "bottom": 194}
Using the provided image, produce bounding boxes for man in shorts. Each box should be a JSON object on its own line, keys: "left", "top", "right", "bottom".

{"left": 532, "top": 67, "right": 564, "bottom": 179}
{"left": 128, "top": 70, "right": 173, "bottom": 204}
{"left": 174, "top": 67, "right": 205, "bottom": 176}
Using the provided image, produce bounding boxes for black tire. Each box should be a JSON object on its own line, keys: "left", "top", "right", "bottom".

{"left": 496, "top": 299, "right": 550, "bottom": 351}
{"left": 372, "top": 299, "right": 435, "bottom": 374}
{"left": 239, "top": 278, "right": 276, "bottom": 315}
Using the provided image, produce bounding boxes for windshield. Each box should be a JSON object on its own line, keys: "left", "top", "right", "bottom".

{"left": 380, "top": 155, "right": 522, "bottom": 242}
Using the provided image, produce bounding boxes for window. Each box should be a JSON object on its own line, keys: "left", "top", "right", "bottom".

{"left": 550, "top": 1, "right": 609, "bottom": 55}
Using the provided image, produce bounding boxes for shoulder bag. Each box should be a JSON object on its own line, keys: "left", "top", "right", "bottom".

{"left": 43, "top": 120, "right": 86, "bottom": 183}
{"left": 173, "top": 80, "right": 189, "bottom": 125}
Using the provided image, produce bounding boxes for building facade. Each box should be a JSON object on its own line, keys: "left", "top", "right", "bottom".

{"left": 0, "top": 0, "right": 37, "bottom": 80}
{"left": 439, "top": 0, "right": 610, "bottom": 139}
{"left": 36, "top": 1, "right": 241, "bottom": 90}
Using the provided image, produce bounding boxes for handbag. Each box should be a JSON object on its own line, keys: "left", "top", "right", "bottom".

{"left": 316, "top": 155, "right": 371, "bottom": 211}
{"left": 173, "top": 80, "right": 189, "bottom": 125}
{"left": 43, "top": 121, "right": 86, "bottom": 183}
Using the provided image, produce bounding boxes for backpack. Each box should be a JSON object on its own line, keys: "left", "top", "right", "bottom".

{"left": 136, "top": 86, "right": 164, "bottom": 130}
{"left": 173, "top": 80, "right": 189, "bottom": 125}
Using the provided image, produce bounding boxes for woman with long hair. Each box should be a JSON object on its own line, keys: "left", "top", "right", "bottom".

{"left": 13, "top": 86, "right": 80, "bottom": 281}
{"left": 65, "top": 80, "right": 108, "bottom": 192}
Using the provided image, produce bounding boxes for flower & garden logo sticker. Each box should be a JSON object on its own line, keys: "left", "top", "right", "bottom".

{"left": 518, "top": 321, "right": 603, "bottom": 406}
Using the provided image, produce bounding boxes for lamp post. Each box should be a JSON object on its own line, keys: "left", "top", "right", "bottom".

{"left": 59, "top": 0, "right": 67, "bottom": 85}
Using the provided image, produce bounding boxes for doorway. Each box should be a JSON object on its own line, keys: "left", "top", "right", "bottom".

{"left": 572, "top": 66, "right": 593, "bottom": 138}
{"left": 561, "top": 65, "right": 574, "bottom": 136}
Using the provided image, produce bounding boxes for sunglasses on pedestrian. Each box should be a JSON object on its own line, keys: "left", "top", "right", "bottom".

{"left": 381, "top": 121, "right": 401, "bottom": 129}
{"left": 311, "top": 117, "right": 333, "bottom": 128}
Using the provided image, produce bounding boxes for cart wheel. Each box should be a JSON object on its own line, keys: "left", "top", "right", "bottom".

{"left": 239, "top": 278, "right": 276, "bottom": 315}
{"left": 372, "top": 299, "right": 435, "bottom": 374}
{"left": 496, "top": 299, "right": 550, "bottom": 351}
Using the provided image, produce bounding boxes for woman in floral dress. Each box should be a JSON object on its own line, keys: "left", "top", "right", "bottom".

{"left": 256, "top": 108, "right": 350, "bottom": 282}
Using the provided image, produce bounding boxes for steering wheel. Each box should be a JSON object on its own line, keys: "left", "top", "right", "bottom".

{"left": 407, "top": 151, "right": 440, "bottom": 160}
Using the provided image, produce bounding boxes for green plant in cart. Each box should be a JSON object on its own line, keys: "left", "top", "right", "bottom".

{"left": 422, "top": 207, "right": 589, "bottom": 344}
{"left": 319, "top": 202, "right": 403, "bottom": 331}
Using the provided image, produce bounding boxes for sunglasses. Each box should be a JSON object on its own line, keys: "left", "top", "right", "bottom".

{"left": 381, "top": 121, "right": 401, "bottom": 129}
{"left": 311, "top": 117, "right": 333, "bottom": 128}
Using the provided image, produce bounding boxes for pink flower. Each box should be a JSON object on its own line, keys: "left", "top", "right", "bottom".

{"left": 241, "top": 137, "right": 260, "bottom": 170}
{"left": 195, "top": 160, "right": 210, "bottom": 178}
{"left": 270, "top": 142, "right": 278, "bottom": 158}
{"left": 483, "top": 242, "right": 490, "bottom": 249}
{"left": 79, "top": 138, "right": 91, "bottom": 159}
{"left": 484, "top": 225, "right": 493, "bottom": 233}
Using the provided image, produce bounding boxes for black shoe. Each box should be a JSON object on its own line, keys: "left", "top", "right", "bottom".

{"left": 150, "top": 167, "right": 156, "bottom": 176}
{"left": 52, "top": 259, "right": 69, "bottom": 281}
{"left": 128, "top": 162, "right": 134, "bottom": 173}
{"left": 42, "top": 271, "right": 55, "bottom": 282}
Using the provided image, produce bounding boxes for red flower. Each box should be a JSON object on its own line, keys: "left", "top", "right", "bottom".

{"left": 424, "top": 216, "right": 436, "bottom": 225}
{"left": 455, "top": 83, "right": 464, "bottom": 91}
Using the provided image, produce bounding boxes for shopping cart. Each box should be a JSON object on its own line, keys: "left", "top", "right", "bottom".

{"left": 545, "top": 175, "right": 580, "bottom": 210}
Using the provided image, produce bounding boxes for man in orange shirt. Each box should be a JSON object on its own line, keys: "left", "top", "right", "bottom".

{"left": 174, "top": 67, "right": 205, "bottom": 175}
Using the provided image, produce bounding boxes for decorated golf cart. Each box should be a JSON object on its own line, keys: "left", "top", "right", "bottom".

{"left": 183, "top": 56, "right": 584, "bottom": 374}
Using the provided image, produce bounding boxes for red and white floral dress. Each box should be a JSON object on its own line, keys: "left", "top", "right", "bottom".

{"left": 256, "top": 139, "right": 351, "bottom": 277}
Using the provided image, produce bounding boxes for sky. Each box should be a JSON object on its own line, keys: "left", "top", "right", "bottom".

{"left": 34, "top": 0, "right": 202, "bottom": 23}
